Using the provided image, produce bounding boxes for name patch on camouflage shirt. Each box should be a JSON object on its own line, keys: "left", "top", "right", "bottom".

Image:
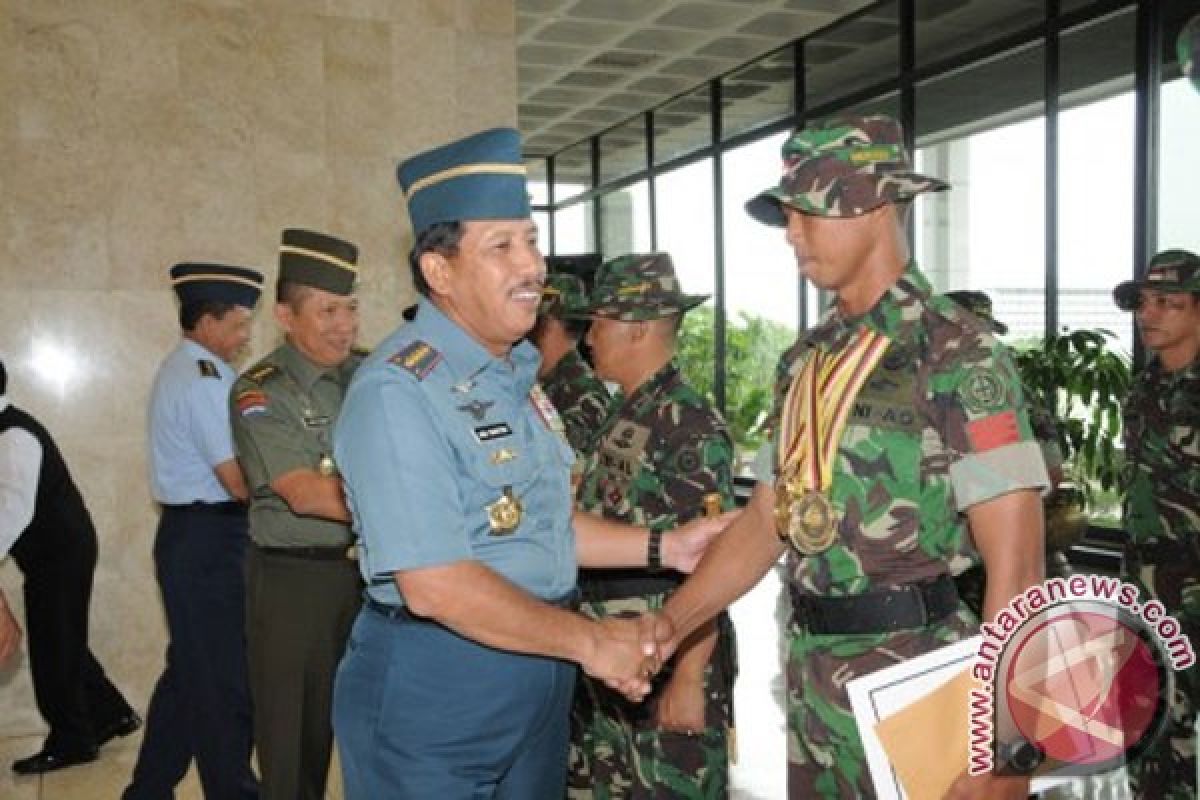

{"left": 848, "top": 345, "right": 921, "bottom": 433}
{"left": 597, "top": 420, "right": 652, "bottom": 499}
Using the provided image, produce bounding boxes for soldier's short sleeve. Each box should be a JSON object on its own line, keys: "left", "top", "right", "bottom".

{"left": 935, "top": 338, "right": 1050, "bottom": 510}
{"left": 230, "top": 381, "right": 312, "bottom": 489}
{"left": 334, "top": 370, "right": 471, "bottom": 578}
{"left": 185, "top": 377, "right": 236, "bottom": 468}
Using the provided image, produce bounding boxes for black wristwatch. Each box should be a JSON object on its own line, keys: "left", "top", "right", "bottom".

{"left": 647, "top": 528, "right": 663, "bottom": 572}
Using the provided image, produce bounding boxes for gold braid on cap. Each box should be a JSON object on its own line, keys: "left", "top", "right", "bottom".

{"left": 405, "top": 163, "right": 527, "bottom": 198}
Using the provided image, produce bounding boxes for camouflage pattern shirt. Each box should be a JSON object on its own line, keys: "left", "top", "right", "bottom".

{"left": 1122, "top": 356, "right": 1200, "bottom": 547}
{"left": 576, "top": 362, "right": 734, "bottom": 534}
{"left": 231, "top": 342, "right": 361, "bottom": 548}
{"left": 540, "top": 348, "right": 613, "bottom": 458}
{"left": 759, "top": 262, "right": 1050, "bottom": 596}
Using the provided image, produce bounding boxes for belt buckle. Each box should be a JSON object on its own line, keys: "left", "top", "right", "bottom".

{"left": 345, "top": 544, "right": 359, "bottom": 562}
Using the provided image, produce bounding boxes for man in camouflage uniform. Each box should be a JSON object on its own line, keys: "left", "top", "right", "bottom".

{"left": 569, "top": 253, "right": 737, "bottom": 799}
{"left": 652, "top": 116, "right": 1049, "bottom": 800}
{"left": 230, "top": 229, "right": 364, "bottom": 800}
{"left": 1113, "top": 249, "right": 1200, "bottom": 799}
{"left": 531, "top": 270, "right": 612, "bottom": 459}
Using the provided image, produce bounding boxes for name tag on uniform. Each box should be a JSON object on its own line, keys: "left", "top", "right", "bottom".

{"left": 475, "top": 422, "right": 513, "bottom": 442}
{"left": 303, "top": 414, "right": 331, "bottom": 428}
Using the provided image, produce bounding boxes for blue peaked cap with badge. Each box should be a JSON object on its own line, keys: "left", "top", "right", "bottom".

{"left": 396, "top": 127, "right": 531, "bottom": 233}
{"left": 169, "top": 263, "right": 264, "bottom": 309}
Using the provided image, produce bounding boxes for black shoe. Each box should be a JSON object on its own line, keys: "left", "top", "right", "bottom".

{"left": 12, "top": 746, "right": 98, "bottom": 775}
{"left": 96, "top": 711, "right": 142, "bottom": 747}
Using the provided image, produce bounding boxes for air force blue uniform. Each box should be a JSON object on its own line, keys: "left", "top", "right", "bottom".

{"left": 333, "top": 298, "right": 578, "bottom": 798}
{"left": 125, "top": 264, "right": 261, "bottom": 800}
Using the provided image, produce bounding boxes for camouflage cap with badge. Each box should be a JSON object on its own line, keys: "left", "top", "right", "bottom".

{"left": 745, "top": 114, "right": 949, "bottom": 225}
{"left": 1113, "top": 249, "right": 1200, "bottom": 311}
{"left": 944, "top": 290, "right": 1008, "bottom": 335}
{"left": 583, "top": 253, "right": 709, "bottom": 321}
{"left": 538, "top": 272, "right": 590, "bottom": 320}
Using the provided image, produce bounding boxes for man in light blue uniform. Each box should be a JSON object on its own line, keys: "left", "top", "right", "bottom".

{"left": 124, "top": 263, "right": 263, "bottom": 800}
{"left": 333, "top": 127, "right": 728, "bottom": 799}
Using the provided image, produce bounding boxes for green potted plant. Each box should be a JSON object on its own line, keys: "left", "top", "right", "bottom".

{"left": 1012, "top": 328, "right": 1133, "bottom": 550}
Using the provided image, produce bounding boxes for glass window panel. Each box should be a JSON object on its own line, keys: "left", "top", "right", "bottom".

{"left": 1159, "top": 84, "right": 1200, "bottom": 258}
{"left": 533, "top": 210, "right": 550, "bottom": 256}
{"left": 598, "top": 118, "right": 646, "bottom": 186}
{"left": 526, "top": 159, "right": 549, "bottom": 206}
{"left": 721, "top": 131, "right": 797, "bottom": 469}
{"left": 915, "top": 0, "right": 1044, "bottom": 69}
{"left": 1058, "top": 11, "right": 1136, "bottom": 353}
{"left": 721, "top": 47, "right": 794, "bottom": 142}
{"left": 835, "top": 90, "right": 900, "bottom": 122}
{"left": 553, "top": 141, "right": 592, "bottom": 203}
{"left": 915, "top": 45, "right": 1046, "bottom": 341}
{"left": 657, "top": 159, "right": 715, "bottom": 395}
{"left": 805, "top": 2, "right": 899, "bottom": 111}
{"left": 554, "top": 200, "right": 594, "bottom": 256}
{"left": 599, "top": 181, "right": 652, "bottom": 259}
{"left": 654, "top": 87, "right": 712, "bottom": 166}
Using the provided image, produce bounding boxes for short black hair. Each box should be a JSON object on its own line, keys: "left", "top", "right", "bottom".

{"left": 0, "top": 359, "right": 6, "bottom": 396}
{"left": 180, "top": 300, "right": 239, "bottom": 332}
{"left": 409, "top": 221, "right": 465, "bottom": 297}
{"left": 276, "top": 279, "right": 314, "bottom": 309}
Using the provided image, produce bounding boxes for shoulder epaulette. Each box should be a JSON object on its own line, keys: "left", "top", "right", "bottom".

{"left": 197, "top": 359, "right": 219, "bottom": 378}
{"left": 387, "top": 340, "right": 442, "bottom": 381}
{"left": 244, "top": 363, "right": 280, "bottom": 385}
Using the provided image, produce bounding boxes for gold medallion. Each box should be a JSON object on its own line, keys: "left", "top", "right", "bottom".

{"left": 487, "top": 487, "right": 523, "bottom": 535}
{"left": 774, "top": 482, "right": 837, "bottom": 555}
{"left": 318, "top": 454, "right": 337, "bottom": 477}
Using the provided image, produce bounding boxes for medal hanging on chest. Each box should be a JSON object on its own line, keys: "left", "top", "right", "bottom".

{"left": 773, "top": 328, "right": 890, "bottom": 555}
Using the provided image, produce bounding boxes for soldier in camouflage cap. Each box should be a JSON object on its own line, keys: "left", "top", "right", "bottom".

{"left": 569, "top": 252, "right": 736, "bottom": 799}
{"left": 653, "top": 115, "right": 1049, "bottom": 800}
{"left": 1115, "top": 248, "right": 1200, "bottom": 800}
{"left": 583, "top": 252, "right": 709, "bottom": 320}
{"left": 944, "top": 290, "right": 1009, "bottom": 335}
{"left": 531, "top": 269, "right": 613, "bottom": 459}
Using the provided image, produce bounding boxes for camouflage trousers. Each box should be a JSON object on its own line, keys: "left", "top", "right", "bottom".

{"left": 567, "top": 594, "right": 733, "bottom": 800}
{"left": 785, "top": 606, "right": 977, "bottom": 799}
{"left": 1126, "top": 558, "right": 1199, "bottom": 800}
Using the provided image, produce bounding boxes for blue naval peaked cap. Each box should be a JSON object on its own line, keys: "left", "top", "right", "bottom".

{"left": 169, "top": 262, "right": 264, "bottom": 308}
{"left": 396, "top": 127, "right": 531, "bottom": 233}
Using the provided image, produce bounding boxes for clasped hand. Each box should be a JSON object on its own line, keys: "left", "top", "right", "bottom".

{"left": 582, "top": 612, "right": 677, "bottom": 703}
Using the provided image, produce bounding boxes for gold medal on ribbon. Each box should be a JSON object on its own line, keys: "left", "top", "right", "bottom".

{"left": 487, "top": 486, "right": 523, "bottom": 535}
{"left": 317, "top": 454, "right": 337, "bottom": 476}
{"left": 772, "top": 328, "right": 891, "bottom": 555}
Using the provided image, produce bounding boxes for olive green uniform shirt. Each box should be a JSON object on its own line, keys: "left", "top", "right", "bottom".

{"left": 231, "top": 342, "right": 362, "bottom": 548}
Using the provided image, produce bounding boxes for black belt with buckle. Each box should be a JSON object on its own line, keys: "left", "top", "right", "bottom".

{"left": 365, "top": 589, "right": 580, "bottom": 622}
{"left": 256, "top": 544, "right": 356, "bottom": 561}
{"left": 162, "top": 501, "right": 245, "bottom": 516}
{"left": 789, "top": 573, "right": 961, "bottom": 636}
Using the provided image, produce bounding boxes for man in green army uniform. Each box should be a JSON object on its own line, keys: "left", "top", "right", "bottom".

{"left": 531, "top": 270, "right": 612, "bottom": 459}
{"left": 1112, "top": 249, "right": 1200, "bottom": 799}
{"left": 649, "top": 116, "right": 1049, "bottom": 800}
{"left": 230, "top": 229, "right": 364, "bottom": 800}
{"left": 569, "top": 253, "right": 737, "bottom": 799}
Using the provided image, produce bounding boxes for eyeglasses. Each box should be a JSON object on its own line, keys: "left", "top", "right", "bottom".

{"left": 1132, "top": 293, "right": 1194, "bottom": 313}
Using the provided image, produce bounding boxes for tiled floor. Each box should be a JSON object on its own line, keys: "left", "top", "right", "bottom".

{"left": 0, "top": 574, "right": 790, "bottom": 800}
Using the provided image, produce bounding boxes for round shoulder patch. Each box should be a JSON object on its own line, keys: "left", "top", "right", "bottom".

{"left": 675, "top": 445, "right": 701, "bottom": 474}
{"left": 959, "top": 366, "right": 1008, "bottom": 413}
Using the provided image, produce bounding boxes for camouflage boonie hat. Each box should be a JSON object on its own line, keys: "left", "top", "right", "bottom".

{"left": 538, "top": 272, "right": 590, "bottom": 319}
{"left": 746, "top": 114, "right": 949, "bottom": 226}
{"left": 1180, "top": 14, "right": 1200, "bottom": 93}
{"left": 584, "top": 253, "right": 709, "bottom": 321}
{"left": 1113, "top": 249, "right": 1200, "bottom": 311}
{"left": 944, "top": 290, "right": 1008, "bottom": 334}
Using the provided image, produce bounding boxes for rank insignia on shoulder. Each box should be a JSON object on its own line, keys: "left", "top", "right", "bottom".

{"left": 388, "top": 340, "right": 442, "bottom": 381}
{"left": 246, "top": 364, "right": 279, "bottom": 385}
{"left": 197, "top": 359, "right": 219, "bottom": 378}
{"left": 236, "top": 389, "right": 268, "bottom": 416}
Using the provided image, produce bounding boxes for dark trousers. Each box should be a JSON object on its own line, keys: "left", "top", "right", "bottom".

{"left": 12, "top": 519, "right": 133, "bottom": 753}
{"left": 246, "top": 547, "right": 360, "bottom": 800}
{"left": 333, "top": 604, "right": 576, "bottom": 799}
{"left": 122, "top": 506, "right": 258, "bottom": 800}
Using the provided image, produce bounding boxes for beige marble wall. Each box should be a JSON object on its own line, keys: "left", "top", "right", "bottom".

{"left": 0, "top": 0, "right": 517, "bottom": 739}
